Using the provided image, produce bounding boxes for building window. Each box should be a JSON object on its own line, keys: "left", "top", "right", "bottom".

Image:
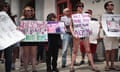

{"left": 56, "top": 0, "right": 81, "bottom": 18}
{"left": 58, "top": 2, "right": 67, "bottom": 15}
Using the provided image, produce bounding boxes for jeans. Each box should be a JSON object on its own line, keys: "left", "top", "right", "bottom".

{"left": 62, "top": 33, "right": 73, "bottom": 66}
{"left": 0, "top": 45, "right": 13, "bottom": 72}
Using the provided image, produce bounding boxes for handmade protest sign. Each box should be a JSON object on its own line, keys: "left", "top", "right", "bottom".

{"left": 102, "top": 14, "right": 120, "bottom": 37}
{"left": 72, "top": 13, "right": 91, "bottom": 37}
{"left": 0, "top": 12, "right": 25, "bottom": 50}
{"left": 47, "top": 21, "right": 65, "bottom": 34}
{"left": 19, "top": 21, "right": 48, "bottom": 42}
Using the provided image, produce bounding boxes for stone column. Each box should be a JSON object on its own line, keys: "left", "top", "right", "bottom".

{"left": 10, "top": 0, "right": 20, "bottom": 25}
{"left": 44, "top": 0, "right": 56, "bottom": 20}
{"left": 35, "top": 0, "right": 44, "bottom": 20}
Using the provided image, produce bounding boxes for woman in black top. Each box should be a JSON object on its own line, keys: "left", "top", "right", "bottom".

{"left": 46, "top": 13, "right": 60, "bottom": 72}
{"left": 21, "top": 6, "right": 37, "bottom": 72}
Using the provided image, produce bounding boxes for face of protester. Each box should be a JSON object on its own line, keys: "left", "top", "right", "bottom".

{"left": 64, "top": 10, "right": 71, "bottom": 16}
{"left": 77, "top": 6, "right": 83, "bottom": 13}
{"left": 24, "top": 7, "right": 34, "bottom": 18}
{"left": 106, "top": 2, "right": 114, "bottom": 12}
{"left": 3, "top": 4, "right": 9, "bottom": 12}
{"left": 51, "top": 16, "right": 57, "bottom": 21}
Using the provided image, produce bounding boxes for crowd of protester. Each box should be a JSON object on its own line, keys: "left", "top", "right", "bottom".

{"left": 0, "top": 1, "right": 120, "bottom": 72}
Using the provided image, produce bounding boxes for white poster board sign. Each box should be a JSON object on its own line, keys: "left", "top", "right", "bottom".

{"left": 89, "top": 21, "right": 100, "bottom": 44}
{"left": 102, "top": 14, "right": 120, "bottom": 37}
{"left": 20, "top": 21, "right": 48, "bottom": 42}
{"left": 72, "top": 13, "right": 91, "bottom": 37}
{"left": 0, "top": 12, "right": 25, "bottom": 50}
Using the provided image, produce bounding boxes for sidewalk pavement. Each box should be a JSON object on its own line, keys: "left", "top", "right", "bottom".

{"left": 0, "top": 49, "right": 120, "bottom": 72}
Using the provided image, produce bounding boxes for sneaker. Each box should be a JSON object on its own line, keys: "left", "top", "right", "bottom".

{"left": 62, "top": 65, "right": 66, "bottom": 68}
{"left": 52, "top": 68, "right": 59, "bottom": 72}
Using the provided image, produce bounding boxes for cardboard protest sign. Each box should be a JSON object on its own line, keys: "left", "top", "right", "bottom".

{"left": 102, "top": 14, "right": 120, "bottom": 37}
{"left": 19, "top": 21, "right": 48, "bottom": 42}
{"left": 0, "top": 12, "right": 25, "bottom": 50}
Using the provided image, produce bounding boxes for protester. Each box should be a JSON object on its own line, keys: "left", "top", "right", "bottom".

{"left": 61, "top": 8, "right": 73, "bottom": 68}
{"left": 69, "top": 2, "right": 100, "bottom": 72}
{"left": 46, "top": 13, "right": 60, "bottom": 72}
{"left": 20, "top": 6, "right": 37, "bottom": 72}
{"left": 0, "top": 1, "right": 18, "bottom": 72}
{"left": 102, "top": 1, "right": 120, "bottom": 71}
{"left": 79, "top": 9, "right": 99, "bottom": 65}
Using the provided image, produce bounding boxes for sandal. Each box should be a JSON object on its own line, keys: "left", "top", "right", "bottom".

{"left": 109, "top": 66, "right": 120, "bottom": 71}
{"left": 104, "top": 66, "right": 110, "bottom": 71}
{"left": 70, "top": 68, "right": 75, "bottom": 72}
{"left": 92, "top": 67, "right": 100, "bottom": 72}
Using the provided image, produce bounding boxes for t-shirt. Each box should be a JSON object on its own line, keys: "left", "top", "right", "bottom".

{"left": 60, "top": 16, "right": 71, "bottom": 33}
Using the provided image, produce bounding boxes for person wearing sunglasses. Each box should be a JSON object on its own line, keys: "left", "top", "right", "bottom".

{"left": 69, "top": 2, "right": 100, "bottom": 72}
{"left": 20, "top": 6, "right": 37, "bottom": 72}
{"left": 103, "top": 1, "right": 120, "bottom": 71}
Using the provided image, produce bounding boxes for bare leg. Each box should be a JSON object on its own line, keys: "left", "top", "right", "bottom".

{"left": 83, "top": 39, "right": 96, "bottom": 68}
{"left": 31, "top": 46, "right": 37, "bottom": 71}
{"left": 105, "top": 50, "right": 110, "bottom": 67}
{"left": 23, "top": 46, "right": 29, "bottom": 72}
{"left": 111, "top": 49, "right": 115, "bottom": 67}
{"left": 71, "top": 38, "right": 79, "bottom": 69}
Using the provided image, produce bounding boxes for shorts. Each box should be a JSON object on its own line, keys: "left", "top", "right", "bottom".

{"left": 80, "top": 42, "right": 97, "bottom": 54}
{"left": 103, "top": 37, "right": 119, "bottom": 50}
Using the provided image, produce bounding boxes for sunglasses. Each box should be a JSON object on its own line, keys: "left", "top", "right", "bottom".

{"left": 108, "top": 3, "right": 114, "bottom": 6}
{"left": 77, "top": 6, "right": 84, "bottom": 9}
{"left": 25, "top": 10, "right": 33, "bottom": 12}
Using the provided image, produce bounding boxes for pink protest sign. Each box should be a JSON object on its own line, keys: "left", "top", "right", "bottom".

{"left": 47, "top": 21, "right": 65, "bottom": 34}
